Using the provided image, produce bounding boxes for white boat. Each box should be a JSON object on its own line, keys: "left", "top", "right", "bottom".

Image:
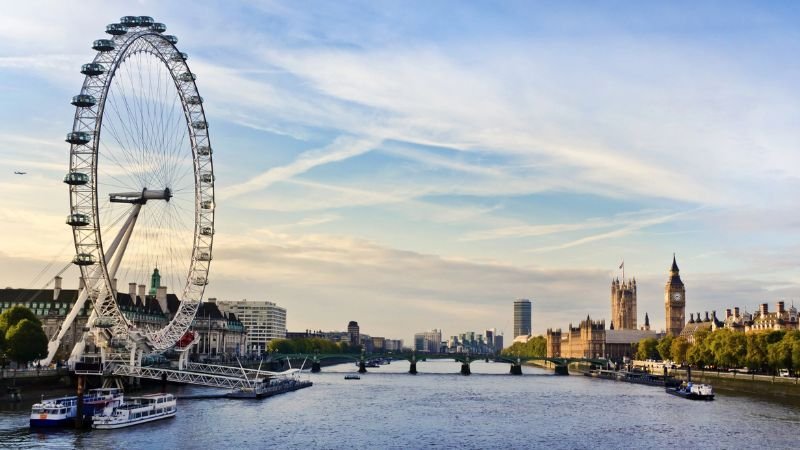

{"left": 92, "top": 393, "right": 176, "bottom": 429}
{"left": 30, "top": 388, "right": 123, "bottom": 428}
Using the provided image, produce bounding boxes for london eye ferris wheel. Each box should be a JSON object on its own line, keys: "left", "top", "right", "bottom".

{"left": 63, "top": 15, "right": 214, "bottom": 360}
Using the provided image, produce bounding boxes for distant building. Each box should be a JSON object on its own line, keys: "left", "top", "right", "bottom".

{"left": 384, "top": 339, "right": 404, "bottom": 352}
{"left": 546, "top": 316, "right": 606, "bottom": 359}
{"left": 494, "top": 334, "right": 504, "bottom": 352}
{"left": 414, "top": 329, "right": 442, "bottom": 353}
{"left": 679, "top": 311, "right": 722, "bottom": 344}
{"left": 189, "top": 298, "right": 247, "bottom": 358}
{"left": 665, "top": 255, "right": 686, "bottom": 336}
{"left": 348, "top": 321, "right": 360, "bottom": 346}
{"left": 484, "top": 328, "right": 495, "bottom": 348}
{"left": 217, "top": 299, "right": 286, "bottom": 354}
{"left": 611, "top": 277, "right": 637, "bottom": 330}
{"left": 514, "top": 299, "right": 532, "bottom": 338}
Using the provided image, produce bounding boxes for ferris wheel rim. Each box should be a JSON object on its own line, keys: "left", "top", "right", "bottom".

{"left": 66, "top": 17, "right": 215, "bottom": 353}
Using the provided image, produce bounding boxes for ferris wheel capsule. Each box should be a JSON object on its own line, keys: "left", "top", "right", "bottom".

{"left": 81, "top": 63, "right": 105, "bottom": 76}
{"left": 137, "top": 16, "right": 154, "bottom": 27}
{"left": 150, "top": 23, "right": 167, "bottom": 33}
{"left": 120, "top": 16, "right": 141, "bottom": 27}
{"left": 164, "top": 35, "right": 178, "bottom": 45}
{"left": 71, "top": 94, "right": 97, "bottom": 107}
{"left": 106, "top": 23, "right": 127, "bottom": 35}
{"left": 92, "top": 39, "right": 115, "bottom": 52}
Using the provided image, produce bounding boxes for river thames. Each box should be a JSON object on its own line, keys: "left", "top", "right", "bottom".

{"left": 1, "top": 360, "right": 799, "bottom": 449}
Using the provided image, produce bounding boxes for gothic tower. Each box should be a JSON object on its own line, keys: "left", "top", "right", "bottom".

{"left": 611, "top": 277, "right": 637, "bottom": 329}
{"left": 665, "top": 254, "right": 686, "bottom": 336}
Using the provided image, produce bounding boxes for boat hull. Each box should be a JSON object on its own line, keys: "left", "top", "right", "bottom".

{"left": 29, "top": 417, "right": 73, "bottom": 428}
{"left": 93, "top": 411, "right": 176, "bottom": 429}
{"left": 666, "top": 388, "right": 714, "bottom": 401}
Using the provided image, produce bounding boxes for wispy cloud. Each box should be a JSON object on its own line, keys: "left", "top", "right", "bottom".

{"left": 219, "top": 135, "right": 379, "bottom": 200}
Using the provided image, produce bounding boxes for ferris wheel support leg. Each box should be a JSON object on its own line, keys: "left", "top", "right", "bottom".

{"left": 63, "top": 205, "right": 143, "bottom": 367}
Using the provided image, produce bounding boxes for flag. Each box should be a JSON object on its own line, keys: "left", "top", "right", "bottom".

{"left": 619, "top": 260, "right": 624, "bottom": 270}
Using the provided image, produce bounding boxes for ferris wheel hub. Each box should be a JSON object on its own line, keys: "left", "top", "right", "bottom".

{"left": 109, "top": 187, "right": 172, "bottom": 204}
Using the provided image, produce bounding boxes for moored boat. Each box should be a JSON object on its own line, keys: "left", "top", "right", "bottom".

{"left": 344, "top": 374, "right": 360, "bottom": 380}
{"left": 30, "top": 388, "right": 123, "bottom": 428}
{"left": 666, "top": 382, "right": 714, "bottom": 401}
{"left": 226, "top": 375, "right": 313, "bottom": 399}
{"left": 92, "top": 393, "right": 176, "bottom": 429}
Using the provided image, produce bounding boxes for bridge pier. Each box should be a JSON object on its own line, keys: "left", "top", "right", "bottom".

{"left": 409, "top": 362, "right": 417, "bottom": 375}
{"left": 460, "top": 362, "right": 471, "bottom": 376}
{"left": 311, "top": 361, "right": 321, "bottom": 373}
{"left": 554, "top": 365, "right": 569, "bottom": 375}
{"left": 358, "top": 360, "right": 367, "bottom": 374}
{"left": 510, "top": 364, "right": 523, "bottom": 375}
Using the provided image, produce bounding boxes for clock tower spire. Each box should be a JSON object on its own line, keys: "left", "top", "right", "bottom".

{"left": 665, "top": 253, "right": 686, "bottom": 336}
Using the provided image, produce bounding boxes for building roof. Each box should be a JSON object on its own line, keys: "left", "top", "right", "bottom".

{"left": 0, "top": 288, "right": 81, "bottom": 305}
{"left": 605, "top": 329, "right": 660, "bottom": 344}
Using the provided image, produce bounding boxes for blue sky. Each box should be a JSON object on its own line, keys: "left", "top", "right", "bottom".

{"left": 2, "top": 1, "right": 800, "bottom": 343}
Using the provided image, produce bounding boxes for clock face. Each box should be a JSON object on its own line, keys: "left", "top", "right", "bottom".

{"left": 672, "top": 292, "right": 682, "bottom": 302}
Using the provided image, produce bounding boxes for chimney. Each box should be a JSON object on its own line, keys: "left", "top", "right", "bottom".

{"left": 704, "top": 311, "right": 710, "bottom": 322}
{"left": 129, "top": 282, "right": 137, "bottom": 296}
{"left": 689, "top": 313, "right": 694, "bottom": 323}
{"left": 110, "top": 278, "right": 118, "bottom": 293}
{"left": 138, "top": 284, "right": 145, "bottom": 299}
{"left": 725, "top": 309, "right": 732, "bottom": 319}
{"left": 760, "top": 303, "right": 768, "bottom": 316}
{"left": 53, "top": 276, "right": 62, "bottom": 300}
{"left": 156, "top": 286, "right": 168, "bottom": 314}
{"left": 79, "top": 276, "right": 85, "bottom": 290}
{"left": 777, "top": 301, "right": 785, "bottom": 314}
{"left": 207, "top": 297, "right": 217, "bottom": 304}
{"left": 734, "top": 307, "right": 740, "bottom": 317}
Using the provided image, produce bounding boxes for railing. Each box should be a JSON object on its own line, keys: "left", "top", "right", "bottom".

{"left": 112, "top": 364, "right": 252, "bottom": 390}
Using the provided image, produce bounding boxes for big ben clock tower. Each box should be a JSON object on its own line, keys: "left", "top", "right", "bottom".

{"left": 665, "top": 254, "right": 686, "bottom": 336}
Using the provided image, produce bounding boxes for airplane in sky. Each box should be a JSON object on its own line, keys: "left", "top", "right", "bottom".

{"left": 14, "top": 171, "right": 26, "bottom": 175}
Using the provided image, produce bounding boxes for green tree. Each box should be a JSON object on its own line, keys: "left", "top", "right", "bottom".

{"left": 5, "top": 319, "right": 48, "bottom": 366}
{"left": 636, "top": 338, "right": 659, "bottom": 360}
{"left": 501, "top": 336, "right": 546, "bottom": 358}
{"left": 656, "top": 334, "right": 674, "bottom": 361}
{"left": 0, "top": 305, "right": 41, "bottom": 332}
{"left": 744, "top": 333, "right": 767, "bottom": 372}
{"left": 670, "top": 337, "right": 690, "bottom": 365}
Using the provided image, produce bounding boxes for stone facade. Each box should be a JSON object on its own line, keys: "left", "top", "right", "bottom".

{"left": 611, "top": 279, "right": 637, "bottom": 330}
{"left": 665, "top": 255, "right": 686, "bottom": 336}
{"left": 547, "top": 316, "right": 606, "bottom": 359}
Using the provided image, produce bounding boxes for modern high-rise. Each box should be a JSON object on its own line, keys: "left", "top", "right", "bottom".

{"left": 217, "top": 300, "right": 286, "bottom": 354}
{"left": 347, "top": 321, "right": 360, "bottom": 345}
{"left": 414, "top": 329, "right": 442, "bottom": 353}
{"left": 513, "top": 299, "right": 532, "bottom": 338}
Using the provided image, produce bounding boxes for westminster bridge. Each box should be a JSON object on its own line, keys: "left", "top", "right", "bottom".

{"left": 267, "top": 352, "right": 608, "bottom": 376}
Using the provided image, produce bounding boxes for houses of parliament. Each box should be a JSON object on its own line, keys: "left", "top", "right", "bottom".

{"left": 546, "top": 256, "right": 687, "bottom": 360}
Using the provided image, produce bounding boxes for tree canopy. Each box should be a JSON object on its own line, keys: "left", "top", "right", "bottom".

{"left": 501, "top": 335, "right": 546, "bottom": 358}
{"left": 5, "top": 319, "right": 48, "bottom": 365}
{"left": 0, "top": 305, "right": 44, "bottom": 356}
{"left": 650, "top": 328, "right": 800, "bottom": 374}
{"left": 268, "top": 338, "right": 357, "bottom": 354}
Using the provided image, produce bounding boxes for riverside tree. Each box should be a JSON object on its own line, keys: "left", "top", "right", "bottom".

{"left": 501, "top": 335, "right": 546, "bottom": 358}
{"left": 0, "top": 306, "right": 48, "bottom": 367}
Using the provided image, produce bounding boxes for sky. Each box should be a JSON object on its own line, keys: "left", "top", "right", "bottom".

{"left": 1, "top": 1, "right": 800, "bottom": 344}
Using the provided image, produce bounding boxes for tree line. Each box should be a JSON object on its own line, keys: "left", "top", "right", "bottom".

{"left": 635, "top": 329, "right": 800, "bottom": 373}
{"left": 267, "top": 337, "right": 359, "bottom": 354}
{"left": 501, "top": 335, "right": 547, "bottom": 358}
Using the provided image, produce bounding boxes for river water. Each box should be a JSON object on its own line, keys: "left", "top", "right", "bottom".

{"left": 1, "top": 360, "right": 799, "bottom": 449}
